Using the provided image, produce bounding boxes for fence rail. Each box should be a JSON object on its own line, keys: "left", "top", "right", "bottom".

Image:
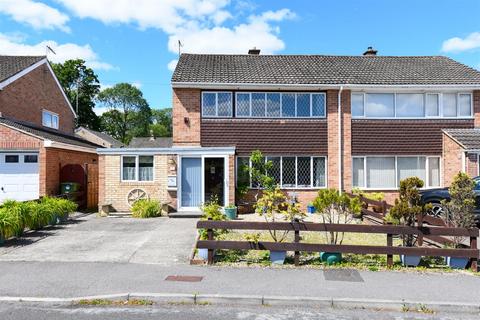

{"left": 196, "top": 220, "right": 479, "bottom": 271}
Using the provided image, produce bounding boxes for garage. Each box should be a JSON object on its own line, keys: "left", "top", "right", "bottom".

{"left": 0, "top": 152, "right": 39, "bottom": 203}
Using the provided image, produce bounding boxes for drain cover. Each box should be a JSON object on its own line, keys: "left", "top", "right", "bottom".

{"left": 165, "top": 275, "right": 203, "bottom": 282}
{"left": 323, "top": 269, "right": 364, "bottom": 282}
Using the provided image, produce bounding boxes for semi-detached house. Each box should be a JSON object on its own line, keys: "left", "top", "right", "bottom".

{"left": 98, "top": 48, "right": 480, "bottom": 213}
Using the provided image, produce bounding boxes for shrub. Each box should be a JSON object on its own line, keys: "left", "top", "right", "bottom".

{"left": 199, "top": 196, "right": 226, "bottom": 240}
{"left": 131, "top": 199, "right": 162, "bottom": 218}
{"left": 1, "top": 200, "right": 31, "bottom": 237}
{"left": 0, "top": 207, "right": 17, "bottom": 241}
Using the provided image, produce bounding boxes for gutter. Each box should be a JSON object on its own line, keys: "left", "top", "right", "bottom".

{"left": 97, "top": 146, "right": 236, "bottom": 155}
{"left": 338, "top": 86, "right": 343, "bottom": 193}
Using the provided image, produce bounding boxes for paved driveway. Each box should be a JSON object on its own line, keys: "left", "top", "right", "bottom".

{"left": 0, "top": 214, "right": 198, "bottom": 265}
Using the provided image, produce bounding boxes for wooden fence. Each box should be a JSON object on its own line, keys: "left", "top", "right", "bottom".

{"left": 196, "top": 220, "right": 479, "bottom": 271}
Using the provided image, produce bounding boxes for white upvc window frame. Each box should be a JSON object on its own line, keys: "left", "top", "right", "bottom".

{"left": 351, "top": 92, "right": 473, "bottom": 119}
{"left": 121, "top": 155, "right": 155, "bottom": 183}
{"left": 201, "top": 91, "right": 233, "bottom": 118}
{"left": 236, "top": 155, "right": 327, "bottom": 189}
{"left": 42, "top": 109, "right": 59, "bottom": 129}
{"left": 352, "top": 155, "right": 442, "bottom": 190}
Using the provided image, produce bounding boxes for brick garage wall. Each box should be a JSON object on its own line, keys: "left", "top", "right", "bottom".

{"left": 466, "top": 153, "right": 478, "bottom": 178}
{"left": 0, "top": 124, "right": 42, "bottom": 149}
{"left": 100, "top": 154, "right": 169, "bottom": 212}
{"left": 41, "top": 147, "right": 98, "bottom": 196}
{"left": 442, "top": 133, "right": 465, "bottom": 187}
{"left": 0, "top": 64, "right": 75, "bottom": 134}
{"left": 172, "top": 88, "right": 201, "bottom": 146}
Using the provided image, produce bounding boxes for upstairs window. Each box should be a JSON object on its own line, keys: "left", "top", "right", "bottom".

{"left": 42, "top": 110, "right": 59, "bottom": 129}
{"left": 201, "top": 92, "right": 233, "bottom": 117}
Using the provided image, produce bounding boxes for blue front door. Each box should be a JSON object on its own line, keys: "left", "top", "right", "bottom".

{"left": 181, "top": 158, "right": 202, "bottom": 208}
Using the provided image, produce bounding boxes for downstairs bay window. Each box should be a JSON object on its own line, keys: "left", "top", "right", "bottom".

{"left": 236, "top": 156, "right": 326, "bottom": 189}
{"left": 352, "top": 156, "right": 440, "bottom": 189}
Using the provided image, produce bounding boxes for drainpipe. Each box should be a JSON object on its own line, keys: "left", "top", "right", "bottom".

{"left": 338, "top": 86, "right": 344, "bottom": 194}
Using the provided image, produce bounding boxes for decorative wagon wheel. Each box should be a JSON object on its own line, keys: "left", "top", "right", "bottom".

{"left": 127, "top": 188, "right": 148, "bottom": 206}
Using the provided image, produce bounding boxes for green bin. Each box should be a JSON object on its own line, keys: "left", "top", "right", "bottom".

{"left": 60, "top": 182, "right": 81, "bottom": 194}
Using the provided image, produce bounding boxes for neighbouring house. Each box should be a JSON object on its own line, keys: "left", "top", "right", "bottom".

{"left": 0, "top": 55, "right": 102, "bottom": 205}
{"left": 75, "top": 126, "right": 124, "bottom": 148}
{"left": 128, "top": 136, "right": 172, "bottom": 148}
{"left": 98, "top": 48, "right": 480, "bottom": 213}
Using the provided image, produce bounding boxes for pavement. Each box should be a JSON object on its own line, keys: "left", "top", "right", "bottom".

{"left": 0, "top": 213, "right": 480, "bottom": 316}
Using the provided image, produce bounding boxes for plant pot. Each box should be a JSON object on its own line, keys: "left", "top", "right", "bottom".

{"left": 445, "top": 256, "right": 469, "bottom": 269}
{"left": 269, "top": 251, "right": 286, "bottom": 264}
{"left": 0, "top": 234, "right": 4, "bottom": 246}
{"left": 401, "top": 255, "right": 421, "bottom": 267}
{"left": 198, "top": 248, "right": 215, "bottom": 261}
{"left": 307, "top": 205, "right": 316, "bottom": 214}
{"left": 224, "top": 207, "right": 237, "bottom": 220}
{"left": 320, "top": 252, "right": 342, "bottom": 265}
{"left": 58, "top": 214, "right": 68, "bottom": 223}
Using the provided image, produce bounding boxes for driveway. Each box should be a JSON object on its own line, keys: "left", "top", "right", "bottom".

{"left": 0, "top": 214, "right": 198, "bottom": 265}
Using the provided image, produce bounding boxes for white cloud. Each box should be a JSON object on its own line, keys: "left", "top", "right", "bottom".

{"left": 93, "top": 106, "right": 110, "bottom": 116}
{"left": 0, "top": 33, "right": 114, "bottom": 70}
{"left": 0, "top": 0, "right": 70, "bottom": 32}
{"left": 442, "top": 32, "right": 480, "bottom": 53}
{"left": 167, "top": 59, "right": 178, "bottom": 72}
{"left": 131, "top": 81, "right": 142, "bottom": 89}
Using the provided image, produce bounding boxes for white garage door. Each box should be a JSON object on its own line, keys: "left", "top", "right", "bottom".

{"left": 0, "top": 153, "right": 39, "bottom": 203}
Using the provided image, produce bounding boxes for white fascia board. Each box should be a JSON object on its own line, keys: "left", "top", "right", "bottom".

{"left": 171, "top": 81, "right": 480, "bottom": 91}
{"left": 46, "top": 141, "right": 97, "bottom": 154}
{"left": 97, "top": 146, "right": 236, "bottom": 155}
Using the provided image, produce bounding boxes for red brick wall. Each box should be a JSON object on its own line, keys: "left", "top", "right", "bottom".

{"left": 474, "top": 90, "right": 480, "bottom": 127}
{"left": 327, "top": 89, "right": 339, "bottom": 189}
{"left": 0, "top": 124, "right": 42, "bottom": 149}
{"left": 341, "top": 89, "right": 352, "bottom": 192}
{"left": 172, "top": 88, "right": 201, "bottom": 146}
{"left": 0, "top": 63, "right": 75, "bottom": 134}
{"left": 466, "top": 153, "right": 478, "bottom": 178}
{"left": 442, "top": 133, "right": 465, "bottom": 187}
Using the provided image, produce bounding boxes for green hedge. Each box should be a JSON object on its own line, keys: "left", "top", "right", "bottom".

{"left": 131, "top": 199, "right": 162, "bottom": 218}
{"left": 0, "top": 197, "right": 77, "bottom": 243}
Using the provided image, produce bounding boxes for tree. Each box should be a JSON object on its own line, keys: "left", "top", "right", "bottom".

{"left": 51, "top": 59, "right": 101, "bottom": 130}
{"left": 97, "top": 83, "right": 152, "bottom": 144}
{"left": 150, "top": 108, "right": 172, "bottom": 137}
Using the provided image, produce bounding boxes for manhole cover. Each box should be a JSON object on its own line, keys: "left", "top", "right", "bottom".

{"left": 165, "top": 275, "right": 203, "bottom": 282}
{"left": 323, "top": 269, "right": 364, "bottom": 282}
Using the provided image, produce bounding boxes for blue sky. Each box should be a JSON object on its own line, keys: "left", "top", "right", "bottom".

{"left": 0, "top": 0, "right": 479, "bottom": 112}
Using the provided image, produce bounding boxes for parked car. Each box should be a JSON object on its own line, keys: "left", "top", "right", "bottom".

{"left": 420, "top": 176, "right": 480, "bottom": 226}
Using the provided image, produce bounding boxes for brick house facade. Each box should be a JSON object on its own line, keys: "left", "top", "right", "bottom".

{"left": 0, "top": 56, "right": 100, "bottom": 204}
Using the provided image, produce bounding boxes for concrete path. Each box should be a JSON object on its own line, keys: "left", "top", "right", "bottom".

{"left": 0, "top": 214, "right": 197, "bottom": 265}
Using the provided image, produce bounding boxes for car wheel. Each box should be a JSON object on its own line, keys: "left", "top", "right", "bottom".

{"left": 427, "top": 202, "right": 444, "bottom": 218}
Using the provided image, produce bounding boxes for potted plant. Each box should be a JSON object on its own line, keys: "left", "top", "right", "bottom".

{"left": 198, "top": 196, "right": 226, "bottom": 260}
{"left": 255, "top": 187, "right": 306, "bottom": 264}
{"left": 387, "top": 177, "right": 429, "bottom": 267}
{"left": 313, "top": 189, "right": 361, "bottom": 265}
{"left": 224, "top": 204, "right": 237, "bottom": 220}
{"left": 306, "top": 202, "right": 316, "bottom": 214}
{"left": 441, "top": 172, "right": 477, "bottom": 269}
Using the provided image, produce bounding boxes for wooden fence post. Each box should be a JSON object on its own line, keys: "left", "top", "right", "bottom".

{"left": 470, "top": 235, "right": 478, "bottom": 272}
{"left": 382, "top": 200, "right": 387, "bottom": 217}
{"left": 417, "top": 214, "right": 423, "bottom": 247}
{"left": 207, "top": 218, "right": 214, "bottom": 265}
{"left": 386, "top": 222, "right": 393, "bottom": 268}
{"left": 294, "top": 219, "right": 300, "bottom": 266}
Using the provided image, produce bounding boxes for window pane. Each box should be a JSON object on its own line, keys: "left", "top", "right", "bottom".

{"left": 351, "top": 93, "right": 364, "bottom": 117}
{"left": 352, "top": 157, "right": 365, "bottom": 187}
{"left": 366, "top": 157, "right": 395, "bottom": 188}
{"left": 42, "top": 112, "right": 52, "bottom": 127}
{"left": 266, "top": 93, "right": 281, "bottom": 117}
{"left": 217, "top": 92, "right": 232, "bottom": 117}
{"left": 426, "top": 94, "right": 439, "bottom": 117}
{"left": 139, "top": 156, "right": 153, "bottom": 181}
{"left": 122, "top": 156, "right": 136, "bottom": 180}
{"left": 282, "top": 93, "right": 295, "bottom": 117}
{"left": 443, "top": 93, "right": 457, "bottom": 117}
{"left": 297, "top": 157, "right": 311, "bottom": 187}
{"left": 296, "top": 94, "right": 310, "bottom": 117}
{"left": 5, "top": 155, "right": 19, "bottom": 163}
{"left": 397, "top": 157, "right": 426, "bottom": 186}
{"left": 396, "top": 93, "right": 424, "bottom": 117}
{"left": 52, "top": 115, "right": 58, "bottom": 129}
{"left": 428, "top": 157, "right": 440, "bottom": 187}
{"left": 24, "top": 155, "right": 38, "bottom": 163}
{"left": 312, "top": 94, "right": 325, "bottom": 117}
{"left": 313, "top": 157, "right": 326, "bottom": 187}
{"left": 365, "top": 93, "right": 394, "bottom": 117}
{"left": 236, "top": 93, "right": 250, "bottom": 116}
{"left": 236, "top": 157, "right": 250, "bottom": 187}
{"left": 458, "top": 94, "right": 472, "bottom": 117}
{"left": 266, "top": 157, "right": 281, "bottom": 186}
{"left": 251, "top": 93, "right": 265, "bottom": 117}
{"left": 202, "top": 92, "right": 216, "bottom": 116}
{"left": 282, "top": 157, "right": 296, "bottom": 187}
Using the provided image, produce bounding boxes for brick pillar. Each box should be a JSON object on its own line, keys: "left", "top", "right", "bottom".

{"left": 39, "top": 147, "right": 47, "bottom": 196}
{"left": 172, "top": 88, "right": 201, "bottom": 146}
{"left": 474, "top": 90, "right": 480, "bottom": 128}
{"left": 228, "top": 155, "right": 235, "bottom": 205}
{"left": 341, "top": 89, "right": 352, "bottom": 192}
{"left": 98, "top": 154, "right": 105, "bottom": 210}
{"left": 327, "top": 90, "right": 339, "bottom": 189}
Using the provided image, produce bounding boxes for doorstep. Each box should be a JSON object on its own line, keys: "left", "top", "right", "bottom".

{"left": 168, "top": 211, "right": 202, "bottom": 218}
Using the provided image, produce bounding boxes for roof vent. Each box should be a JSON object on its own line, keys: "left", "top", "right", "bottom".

{"left": 248, "top": 47, "right": 261, "bottom": 55}
{"left": 149, "top": 130, "right": 155, "bottom": 141}
{"left": 363, "top": 46, "right": 378, "bottom": 56}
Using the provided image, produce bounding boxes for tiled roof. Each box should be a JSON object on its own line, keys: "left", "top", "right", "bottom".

{"left": 0, "top": 55, "right": 45, "bottom": 83}
{"left": 75, "top": 127, "right": 124, "bottom": 148}
{"left": 443, "top": 128, "right": 480, "bottom": 150}
{"left": 172, "top": 54, "right": 480, "bottom": 85}
{"left": 128, "top": 137, "right": 173, "bottom": 148}
{"left": 0, "top": 117, "right": 102, "bottom": 149}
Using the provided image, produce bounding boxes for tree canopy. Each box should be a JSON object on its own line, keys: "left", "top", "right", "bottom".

{"left": 150, "top": 108, "right": 172, "bottom": 137}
